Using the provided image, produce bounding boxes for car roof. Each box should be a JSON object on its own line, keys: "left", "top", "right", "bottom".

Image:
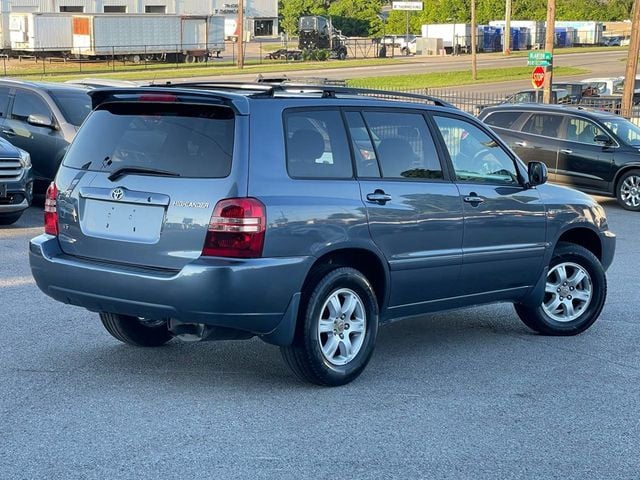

{"left": 0, "top": 78, "right": 90, "bottom": 92}
{"left": 480, "top": 103, "right": 622, "bottom": 120}
{"left": 90, "top": 83, "right": 464, "bottom": 116}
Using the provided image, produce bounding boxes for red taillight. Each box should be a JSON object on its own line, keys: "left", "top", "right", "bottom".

{"left": 202, "top": 198, "right": 266, "bottom": 258}
{"left": 44, "top": 182, "right": 58, "bottom": 236}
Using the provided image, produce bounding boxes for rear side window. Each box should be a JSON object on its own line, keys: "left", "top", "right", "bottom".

{"left": 285, "top": 110, "right": 353, "bottom": 179}
{"left": 362, "top": 111, "right": 443, "bottom": 180}
{"left": 0, "top": 87, "right": 10, "bottom": 117}
{"left": 62, "top": 102, "right": 234, "bottom": 178}
{"left": 521, "top": 113, "right": 563, "bottom": 138}
{"left": 483, "top": 111, "right": 522, "bottom": 130}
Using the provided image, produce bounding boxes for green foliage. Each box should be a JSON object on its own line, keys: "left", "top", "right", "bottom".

{"left": 302, "top": 48, "right": 331, "bottom": 61}
{"left": 278, "top": 0, "right": 327, "bottom": 36}
{"left": 328, "top": 0, "right": 384, "bottom": 36}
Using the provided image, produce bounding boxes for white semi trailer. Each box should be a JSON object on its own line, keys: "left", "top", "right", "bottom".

{"left": 72, "top": 14, "right": 225, "bottom": 62}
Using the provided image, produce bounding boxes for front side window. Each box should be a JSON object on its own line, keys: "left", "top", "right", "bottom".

{"left": 362, "top": 111, "right": 443, "bottom": 180}
{"left": 521, "top": 113, "right": 563, "bottom": 138}
{"left": 285, "top": 110, "right": 352, "bottom": 179}
{"left": 563, "top": 117, "right": 607, "bottom": 145}
{"left": 48, "top": 89, "right": 91, "bottom": 127}
{"left": 11, "top": 90, "right": 52, "bottom": 122}
{"left": 434, "top": 115, "right": 519, "bottom": 185}
{"left": 604, "top": 118, "right": 640, "bottom": 146}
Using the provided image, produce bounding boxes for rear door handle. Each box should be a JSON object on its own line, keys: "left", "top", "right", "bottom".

{"left": 366, "top": 190, "right": 392, "bottom": 205}
{"left": 463, "top": 195, "right": 484, "bottom": 206}
{"left": 514, "top": 141, "right": 526, "bottom": 147}
{"left": 1, "top": 129, "right": 15, "bottom": 137}
{"left": 560, "top": 149, "right": 573, "bottom": 154}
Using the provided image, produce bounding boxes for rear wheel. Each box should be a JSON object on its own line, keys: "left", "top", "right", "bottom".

{"left": 616, "top": 169, "right": 640, "bottom": 211}
{"left": 514, "top": 242, "right": 606, "bottom": 336}
{"left": 99, "top": 312, "right": 172, "bottom": 347}
{"left": 280, "top": 267, "right": 378, "bottom": 386}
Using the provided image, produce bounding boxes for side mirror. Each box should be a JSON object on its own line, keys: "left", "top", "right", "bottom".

{"left": 27, "top": 114, "right": 55, "bottom": 129}
{"left": 594, "top": 134, "right": 613, "bottom": 146}
{"left": 528, "top": 161, "right": 548, "bottom": 187}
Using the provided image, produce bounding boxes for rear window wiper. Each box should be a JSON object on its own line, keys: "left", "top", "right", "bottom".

{"left": 108, "top": 166, "right": 181, "bottom": 181}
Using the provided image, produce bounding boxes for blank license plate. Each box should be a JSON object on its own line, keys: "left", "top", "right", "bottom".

{"left": 82, "top": 199, "right": 165, "bottom": 243}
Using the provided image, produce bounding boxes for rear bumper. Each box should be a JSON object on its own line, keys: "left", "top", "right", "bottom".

{"left": 29, "top": 235, "right": 312, "bottom": 344}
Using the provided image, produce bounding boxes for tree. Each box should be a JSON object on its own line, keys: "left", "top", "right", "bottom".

{"left": 328, "top": 0, "right": 384, "bottom": 36}
{"left": 279, "top": 0, "right": 327, "bottom": 36}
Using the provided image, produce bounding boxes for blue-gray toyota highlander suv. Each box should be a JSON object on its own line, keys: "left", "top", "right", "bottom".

{"left": 29, "top": 83, "right": 616, "bottom": 386}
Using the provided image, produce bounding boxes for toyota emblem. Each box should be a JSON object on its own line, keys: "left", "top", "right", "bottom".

{"left": 111, "top": 188, "right": 125, "bottom": 201}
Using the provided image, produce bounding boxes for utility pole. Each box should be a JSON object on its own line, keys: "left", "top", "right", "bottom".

{"left": 543, "top": 0, "right": 555, "bottom": 104}
{"left": 237, "top": 0, "right": 244, "bottom": 69}
{"left": 504, "top": 0, "right": 511, "bottom": 56}
{"left": 471, "top": 0, "right": 477, "bottom": 79}
{"left": 622, "top": 0, "right": 640, "bottom": 118}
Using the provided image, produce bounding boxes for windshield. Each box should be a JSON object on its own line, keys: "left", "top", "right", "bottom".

{"left": 62, "top": 102, "right": 235, "bottom": 178}
{"left": 48, "top": 90, "right": 92, "bottom": 127}
{"left": 603, "top": 118, "right": 640, "bottom": 146}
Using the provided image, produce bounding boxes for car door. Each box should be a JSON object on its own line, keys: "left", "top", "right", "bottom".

{"left": 432, "top": 113, "right": 547, "bottom": 300}
{"left": 513, "top": 112, "right": 565, "bottom": 180}
{"left": 345, "top": 109, "right": 464, "bottom": 313}
{"left": 556, "top": 115, "right": 615, "bottom": 192}
{"left": 3, "top": 88, "right": 65, "bottom": 182}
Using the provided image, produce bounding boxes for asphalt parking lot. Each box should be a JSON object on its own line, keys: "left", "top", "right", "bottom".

{"left": 1, "top": 198, "right": 638, "bottom": 480}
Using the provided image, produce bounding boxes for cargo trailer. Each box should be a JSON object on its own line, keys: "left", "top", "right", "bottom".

{"left": 71, "top": 14, "right": 224, "bottom": 62}
{"left": 9, "top": 13, "right": 73, "bottom": 54}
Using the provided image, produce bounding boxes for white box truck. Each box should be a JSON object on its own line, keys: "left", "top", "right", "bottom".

{"left": 72, "top": 14, "right": 225, "bottom": 62}
{"left": 9, "top": 13, "right": 73, "bottom": 54}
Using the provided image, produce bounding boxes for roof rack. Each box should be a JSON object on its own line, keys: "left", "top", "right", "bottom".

{"left": 155, "top": 81, "right": 457, "bottom": 109}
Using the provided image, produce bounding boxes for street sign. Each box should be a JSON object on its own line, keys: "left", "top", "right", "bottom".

{"left": 527, "top": 51, "right": 553, "bottom": 67}
{"left": 532, "top": 66, "right": 545, "bottom": 89}
{"left": 392, "top": 1, "right": 424, "bottom": 10}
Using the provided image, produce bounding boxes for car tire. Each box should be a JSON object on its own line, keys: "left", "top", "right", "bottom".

{"left": 514, "top": 242, "right": 606, "bottom": 336}
{"left": 616, "top": 169, "right": 640, "bottom": 211}
{"left": 99, "top": 312, "right": 173, "bottom": 347}
{"left": 280, "top": 267, "right": 379, "bottom": 386}
{"left": 0, "top": 212, "right": 22, "bottom": 225}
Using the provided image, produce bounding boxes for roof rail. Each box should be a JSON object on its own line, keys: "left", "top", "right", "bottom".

{"left": 154, "top": 81, "right": 457, "bottom": 109}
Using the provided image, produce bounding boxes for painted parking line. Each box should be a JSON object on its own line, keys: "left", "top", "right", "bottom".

{"left": 0, "top": 276, "right": 35, "bottom": 288}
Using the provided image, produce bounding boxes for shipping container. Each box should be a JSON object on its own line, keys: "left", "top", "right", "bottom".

{"left": 9, "top": 13, "right": 73, "bottom": 53}
{"left": 489, "top": 20, "right": 544, "bottom": 49}
{"left": 554, "top": 21, "right": 602, "bottom": 45}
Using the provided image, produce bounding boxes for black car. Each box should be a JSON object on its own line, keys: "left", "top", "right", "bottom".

{"left": 479, "top": 104, "right": 640, "bottom": 211}
{"left": 0, "top": 80, "right": 92, "bottom": 192}
{"left": 0, "top": 136, "right": 33, "bottom": 225}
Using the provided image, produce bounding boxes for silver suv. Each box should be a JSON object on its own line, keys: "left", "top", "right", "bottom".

{"left": 30, "top": 84, "right": 616, "bottom": 386}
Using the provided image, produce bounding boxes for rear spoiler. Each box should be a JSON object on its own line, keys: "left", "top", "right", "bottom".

{"left": 88, "top": 87, "right": 251, "bottom": 115}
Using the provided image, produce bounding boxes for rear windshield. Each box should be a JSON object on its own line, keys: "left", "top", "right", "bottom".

{"left": 48, "top": 89, "right": 92, "bottom": 127}
{"left": 62, "top": 102, "right": 234, "bottom": 178}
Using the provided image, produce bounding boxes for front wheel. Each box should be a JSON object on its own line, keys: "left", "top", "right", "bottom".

{"left": 281, "top": 267, "right": 379, "bottom": 386}
{"left": 515, "top": 242, "right": 607, "bottom": 336}
{"left": 99, "top": 312, "right": 173, "bottom": 347}
{"left": 616, "top": 169, "right": 640, "bottom": 211}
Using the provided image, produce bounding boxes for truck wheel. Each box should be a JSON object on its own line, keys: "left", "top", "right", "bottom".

{"left": 514, "top": 242, "right": 606, "bottom": 336}
{"left": 616, "top": 169, "right": 640, "bottom": 211}
{"left": 0, "top": 212, "right": 22, "bottom": 225}
{"left": 99, "top": 312, "right": 173, "bottom": 347}
{"left": 281, "top": 267, "right": 379, "bottom": 386}
{"left": 338, "top": 50, "right": 347, "bottom": 60}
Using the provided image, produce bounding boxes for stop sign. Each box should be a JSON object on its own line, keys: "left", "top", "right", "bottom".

{"left": 532, "top": 66, "right": 545, "bottom": 89}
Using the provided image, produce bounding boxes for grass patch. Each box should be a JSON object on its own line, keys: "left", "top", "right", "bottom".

{"left": 347, "top": 66, "right": 588, "bottom": 89}
{"left": 500, "top": 46, "right": 627, "bottom": 57}
{"left": 14, "top": 57, "right": 411, "bottom": 83}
